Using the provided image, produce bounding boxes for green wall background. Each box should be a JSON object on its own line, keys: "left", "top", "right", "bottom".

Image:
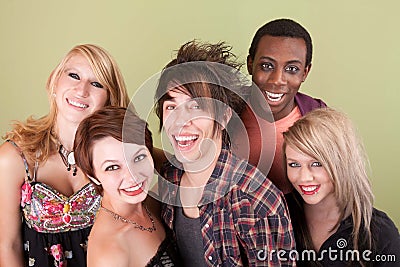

{"left": 1, "top": 1, "right": 399, "bottom": 226}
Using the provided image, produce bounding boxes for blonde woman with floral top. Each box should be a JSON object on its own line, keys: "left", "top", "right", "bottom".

{"left": 0, "top": 44, "right": 129, "bottom": 266}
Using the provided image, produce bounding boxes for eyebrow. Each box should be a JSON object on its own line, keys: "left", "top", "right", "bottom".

{"left": 164, "top": 92, "right": 198, "bottom": 105}
{"left": 124, "top": 147, "right": 148, "bottom": 162}
{"left": 100, "top": 147, "right": 147, "bottom": 166}
{"left": 100, "top": 159, "right": 119, "bottom": 169}
{"left": 163, "top": 97, "right": 177, "bottom": 103}
{"left": 259, "top": 56, "right": 303, "bottom": 65}
{"left": 64, "top": 66, "right": 79, "bottom": 71}
{"left": 132, "top": 148, "right": 147, "bottom": 157}
{"left": 63, "top": 68, "right": 75, "bottom": 73}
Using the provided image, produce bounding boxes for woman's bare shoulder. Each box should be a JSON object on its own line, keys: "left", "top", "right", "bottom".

{"left": 0, "top": 141, "right": 27, "bottom": 183}
{"left": 0, "top": 141, "right": 22, "bottom": 162}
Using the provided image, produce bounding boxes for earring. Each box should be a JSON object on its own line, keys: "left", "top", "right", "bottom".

{"left": 52, "top": 93, "right": 56, "bottom": 98}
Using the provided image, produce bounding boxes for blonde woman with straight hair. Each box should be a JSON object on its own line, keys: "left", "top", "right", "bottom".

{"left": 283, "top": 107, "right": 400, "bottom": 266}
{"left": 0, "top": 44, "right": 130, "bottom": 266}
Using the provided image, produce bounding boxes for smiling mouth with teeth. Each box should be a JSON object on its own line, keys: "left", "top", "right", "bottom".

{"left": 174, "top": 135, "right": 199, "bottom": 148}
{"left": 67, "top": 99, "right": 89, "bottom": 108}
{"left": 264, "top": 91, "right": 284, "bottom": 102}
{"left": 124, "top": 182, "right": 143, "bottom": 192}
{"left": 122, "top": 182, "right": 145, "bottom": 197}
{"left": 300, "top": 185, "right": 320, "bottom": 195}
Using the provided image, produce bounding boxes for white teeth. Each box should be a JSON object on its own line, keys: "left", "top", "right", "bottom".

{"left": 178, "top": 143, "right": 191, "bottom": 148}
{"left": 174, "top": 135, "right": 198, "bottom": 142}
{"left": 301, "top": 185, "right": 318, "bottom": 192}
{"left": 124, "top": 182, "right": 143, "bottom": 192}
{"left": 68, "top": 99, "right": 88, "bottom": 108}
{"left": 265, "top": 91, "right": 284, "bottom": 102}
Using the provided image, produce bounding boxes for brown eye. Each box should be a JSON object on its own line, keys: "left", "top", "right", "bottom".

{"left": 285, "top": 66, "right": 300, "bottom": 74}
{"left": 105, "top": 165, "right": 119, "bottom": 171}
{"left": 261, "top": 62, "right": 273, "bottom": 71}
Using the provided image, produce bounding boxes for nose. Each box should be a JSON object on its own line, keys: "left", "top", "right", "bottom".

{"left": 300, "top": 166, "right": 314, "bottom": 182}
{"left": 75, "top": 82, "right": 90, "bottom": 97}
{"left": 167, "top": 105, "right": 193, "bottom": 128}
{"left": 175, "top": 112, "right": 192, "bottom": 127}
{"left": 123, "top": 166, "right": 142, "bottom": 184}
{"left": 267, "top": 69, "right": 286, "bottom": 86}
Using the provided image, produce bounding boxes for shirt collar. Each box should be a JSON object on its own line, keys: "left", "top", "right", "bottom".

{"left": 163, "top": 146, "right": 236, "bottom": 206}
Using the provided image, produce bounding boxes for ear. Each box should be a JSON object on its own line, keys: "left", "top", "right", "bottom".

{"left": 246, "top": 55, "right": 253, "bottom": 75}
{"left": 87, "top": 175, "right": 102, "bottom": 186}
{"left": 302, "top": 63, "right": 312, "bottom": 82}
{"left": 221, "top": 107, "right": 232, "bottom": 130}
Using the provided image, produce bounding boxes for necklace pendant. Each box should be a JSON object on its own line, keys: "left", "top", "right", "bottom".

{"left": 58, "top": 143, "right": 77, "bottom": 176}
{"left": 67, "top": 151, "right": 76, "bottom": 165}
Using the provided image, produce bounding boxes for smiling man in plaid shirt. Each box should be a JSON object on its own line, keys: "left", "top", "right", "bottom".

{"left": 154, "top": 40, "right": 295, "bottom": 266}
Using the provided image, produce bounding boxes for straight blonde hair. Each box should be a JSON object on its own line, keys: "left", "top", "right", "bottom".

{"left": 4, "top": 44, "right": 130, "bottom": 164}
{"left": 283, "top": 107, "right": 374, "bottom": 254}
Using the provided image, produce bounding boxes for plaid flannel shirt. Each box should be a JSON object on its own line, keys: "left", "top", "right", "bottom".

{"left": 159, "top": 147, "right": 296, "bottom": 266}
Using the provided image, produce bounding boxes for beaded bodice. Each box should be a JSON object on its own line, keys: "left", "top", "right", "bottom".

{"left": 21, "top": 181, "right": 100, "bottom": 233}
{"left": 7, "top": 140, "right": 101, "bottom": 233}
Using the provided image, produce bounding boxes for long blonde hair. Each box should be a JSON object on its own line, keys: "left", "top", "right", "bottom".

{"left": 283, "top": 107, "right": 374, "bottom": 253}
{"left": 4, "top": 44, "right": 130, "bottom": 164}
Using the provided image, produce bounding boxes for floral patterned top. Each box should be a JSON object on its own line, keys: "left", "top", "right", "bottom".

{"left": 9, "top": 140, "right": 101, "bottom": 267}
{"left": 21, "top": 181, "right": 100, "bottom": 233}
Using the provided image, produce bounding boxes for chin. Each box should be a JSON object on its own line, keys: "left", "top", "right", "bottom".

{"left": 175, "top": 151, "right": 201, "bottom": 164}
{"left": 127, "top": 193, "right": 147, "bottom": 205}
